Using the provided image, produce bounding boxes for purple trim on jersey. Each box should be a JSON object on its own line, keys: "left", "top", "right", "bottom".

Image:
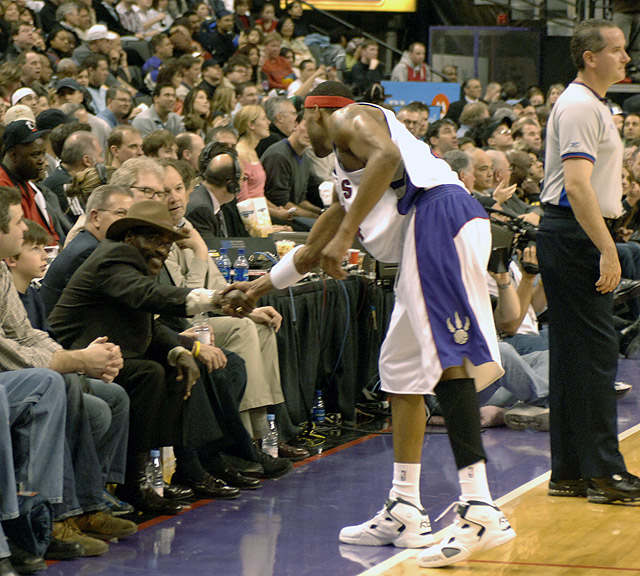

{"left": 571, "top": 81, "right": 607, "bottom": 104}
{"left": 397, "top": 175, "right": 420, "bottom": 215}
{"left": 562, "top": 151, "right": 595, "bottom": 163}
{"left": 413, "top": 185, "right": 494, "bottom": 369}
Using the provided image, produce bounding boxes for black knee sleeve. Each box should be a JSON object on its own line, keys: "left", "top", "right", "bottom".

{"left": 434, "top": 378, "right": 486, "bottom": 469}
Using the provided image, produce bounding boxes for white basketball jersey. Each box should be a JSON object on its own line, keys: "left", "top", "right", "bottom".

{"left": 333, "top": 104, "right": 461, "bottom": 263}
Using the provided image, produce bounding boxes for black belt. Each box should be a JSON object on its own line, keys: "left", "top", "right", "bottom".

{"left": 543, "top": 203, "right": 618, "bottom": 231}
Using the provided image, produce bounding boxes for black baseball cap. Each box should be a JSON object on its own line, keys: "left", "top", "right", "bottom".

{"left": 55, "top": 78, "right": 83, "bottom": 93}
{"left": 3, "top": 120, "right": 49, "bottom": 150}
{"left": 36, "top": 108, "right": 77, "bottom": 132}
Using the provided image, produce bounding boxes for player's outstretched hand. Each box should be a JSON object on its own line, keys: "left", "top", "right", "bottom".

{"left": 320, "top": 231, "right": 352, "bottom": 279}
{"left": 217, "top": 288, "right": 254, "bottom": 317}
{"left": 222, "top": 275, "right": 274, "bottom": 306}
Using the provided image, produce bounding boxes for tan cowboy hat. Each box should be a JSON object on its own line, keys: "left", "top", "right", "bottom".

{"left": 106, "top": 200, "right": 190, "bottom": 242}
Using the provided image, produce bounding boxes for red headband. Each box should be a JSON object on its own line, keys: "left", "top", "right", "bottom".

{"left": 304, "top": 95, "right": 355, "bottom": 109}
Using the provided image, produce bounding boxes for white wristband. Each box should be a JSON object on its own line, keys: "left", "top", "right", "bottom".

{"left": 271, "top": 245, "right": 305, "bottom": 289}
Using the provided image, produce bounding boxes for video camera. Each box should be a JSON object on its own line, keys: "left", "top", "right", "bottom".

{"left": 488, "top": 210, "right": 538, "bottom": 275}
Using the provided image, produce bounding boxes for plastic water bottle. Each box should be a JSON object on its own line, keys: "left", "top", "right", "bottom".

{"left": 233, "top": 248, "right": 249, "bottom": 282}
{"left": 216, "top": 248, "right": 231, "bottom": 282}
{"left": 262, "top": 414, "right": 278, "bottom": 458}
{"left": 193, "top": 312, "right": 211, "bottom": 345}
{"left": 312, "top": 390, "right": 325, "bottom": 424}
{"left": 146, "top": 450, "right": 164, "bottom": 497}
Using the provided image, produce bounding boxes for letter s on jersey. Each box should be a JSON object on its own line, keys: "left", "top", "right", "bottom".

{"left": 341, "top": 179, "right": 352, "bottom": 199}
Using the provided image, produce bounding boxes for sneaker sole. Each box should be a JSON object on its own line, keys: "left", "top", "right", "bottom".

{"left": 339, "top": 530, "right": 435, "bottom": 548}
{"left": 587, "top": 488, "right": 640, "bottom": 504}
{"left": 504, "top": 414, "right": 549, "bottom": 431}
{"left": 548, "top": 487, "right": 588, "bottom": 497}
{"left": 548, "top": 482, "right": 588, "bottom": 497}
{"left": 417, "top": 528, "right": 515, "bottom": 568}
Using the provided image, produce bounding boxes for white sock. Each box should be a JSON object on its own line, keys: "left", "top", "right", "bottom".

{"left": 389, "top": 463, "right": 422, "bottom": 508}
{"left": 458, "top": 461, "right": 493, "bottom": 504}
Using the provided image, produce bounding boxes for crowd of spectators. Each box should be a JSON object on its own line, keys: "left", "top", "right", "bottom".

{"left": 0, "top": 0, "right": 637, "bottom": 572}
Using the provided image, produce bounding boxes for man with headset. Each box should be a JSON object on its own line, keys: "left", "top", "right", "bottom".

{"left": 186, "top": 142, "right": 249, "bottom": 246}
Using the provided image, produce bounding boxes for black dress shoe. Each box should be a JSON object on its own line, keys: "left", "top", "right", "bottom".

{"left": 614, "top": 278, "right": 640, "bottom": 304}
{"left": 247, "top": 449, "right": 293, "bottom": 479}
{"left": 116, "top": 483, "right": 183, "bottom": 516}
{"left": 588, "top": 471, "right": 640, "bottom": 504}
{"left": 173, "top": 472, "right": 241, "bottom": 499}
{"left": 211, "top": 465, "right": 262, "bottom": 490}
{"left": 163, "top": 483, "right": 194, "bottom": 500}
{"left": 5, "top": 542, "right": 46, "bottom": 575}
{"left": 0, "top": 559, "right": 19, "bottom": 576}
{"left": 45, "top": 537, "right": 84, "bottom": 560}
{"left": 219, "top": 453, "right": 263, "bottom": 475}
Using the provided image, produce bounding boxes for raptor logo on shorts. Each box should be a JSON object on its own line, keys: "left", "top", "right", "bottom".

{"left": 446, "top": 312, "right": 470, "bottom": 345}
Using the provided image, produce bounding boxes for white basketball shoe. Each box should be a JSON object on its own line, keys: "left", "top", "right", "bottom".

{"left": 417, "top": 500, "right": 516, "bottom": 568}
{"left": 339, "top": 497, "right": 434, "bottom": 548}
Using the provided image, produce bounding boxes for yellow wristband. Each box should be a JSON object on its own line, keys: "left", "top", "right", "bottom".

{"left": 192, "top": 340, "right": 201, "bottom": 358}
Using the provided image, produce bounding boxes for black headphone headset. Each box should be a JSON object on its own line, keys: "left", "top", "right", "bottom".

{"left": 199, "top": 141, "right": 242, "bottom": 196}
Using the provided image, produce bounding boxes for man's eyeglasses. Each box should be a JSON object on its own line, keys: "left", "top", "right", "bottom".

{"left": 97, "top": 208, "right": 128, "bottom": 217}
{"left": 131, "top": 185, "right": 169, "bottom": 200}
{"left": 141, "top": 233, "right": 174, "bottom": 251}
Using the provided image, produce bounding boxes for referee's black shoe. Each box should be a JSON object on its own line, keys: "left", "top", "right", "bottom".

{"left": 588, "top": 472, "right": 640, "bottom": 504}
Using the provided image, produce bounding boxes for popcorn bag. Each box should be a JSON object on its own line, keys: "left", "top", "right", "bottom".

{"left": 237, "top": 197, "right": 274, "bottom": 237}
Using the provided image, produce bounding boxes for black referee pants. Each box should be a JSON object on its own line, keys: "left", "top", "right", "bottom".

{"left": 537, "top": 205, "right": 626, "bottom": 480}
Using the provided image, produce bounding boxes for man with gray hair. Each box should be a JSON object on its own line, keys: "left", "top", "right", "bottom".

{"left": 41, "top": 185, "right": 135, "bottom": 314}
{"left": 256, "top": 96, "right": 298, "bottom": 156}
{"left": 43, "top": 132, "right": 104, "bottom": 219}
{"left": 110, "top": 157, "right": 166, "bottom": 203}
{"left": 54, "top": 2, "right": 82, "bottom": 45}
{"left": 443, "top": 149, "right": 475, "bottom": 193}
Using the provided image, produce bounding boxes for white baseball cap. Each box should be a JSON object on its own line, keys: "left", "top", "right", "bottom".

{"left": 86, "top": 24, "right": 117, "bottom": 42}
{"left": 10, "top": 87, "right": 37, "bottom": 106}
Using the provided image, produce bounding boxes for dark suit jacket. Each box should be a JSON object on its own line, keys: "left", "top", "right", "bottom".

{"left": 41, "top": 229, "right": 99, "bottom": 316}
{"left": 93, "top": 0, "right": 131, "bottom": 36}
{"left": 185, "top": 185, "right": 249, "bottom": 249}
{"left": 49, "top": 239, "right": 192, "bottom": 360}
{"left": 42, "top": 165, "right": 73, "bottom": 216}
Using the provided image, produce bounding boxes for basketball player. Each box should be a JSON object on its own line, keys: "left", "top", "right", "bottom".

{"left": 225, "top": 81, "right": 515, "bottom": 568}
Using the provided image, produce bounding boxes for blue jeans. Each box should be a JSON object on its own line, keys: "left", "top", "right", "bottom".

{"left": 0, "top": 369, "right": 66, "bottom": 557}
{"left": 54, "top": 376, "right": 106, "bottom": 520}
{"left": 503, "top": 325, "right": 549, "bottom": 354}
{"left": 478, "top": 341, "right": 549, "bottom": 408}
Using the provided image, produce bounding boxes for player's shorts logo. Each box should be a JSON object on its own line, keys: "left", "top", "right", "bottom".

{"left": 446, "top": 312, "right": 470, "bottom": 345}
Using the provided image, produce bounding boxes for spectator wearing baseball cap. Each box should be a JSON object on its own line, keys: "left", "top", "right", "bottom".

{"left": 36, "top": 109, "right": 78, "bottom": 178}
{"left": 197, "top": 57, "right": 224, "bottom": 99}
{"left": 53, "top": 78, "right": 85, "bottom": 107}
{"left": 72, "top": 24, "right": 117, "bottom": 66}
{"left": 3, "top": 105, "right": 35, "bottom": 125}
{"left": 0, "top": 120, "right": 67, "bottom": 244}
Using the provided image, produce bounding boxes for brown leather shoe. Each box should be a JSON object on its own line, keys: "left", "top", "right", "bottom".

{"left": 74, "top": 510, "right": 138, "bottom": 541}
{"left": 278, "top": 442, "right": 309, "bottom": 461}
{"left": 52, "top": 519, "right": 109, "bottom": 556}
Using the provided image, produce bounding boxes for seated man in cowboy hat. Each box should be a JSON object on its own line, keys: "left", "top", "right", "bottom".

{"left": 49, "top": 201, "right": 256, "bottom": 514}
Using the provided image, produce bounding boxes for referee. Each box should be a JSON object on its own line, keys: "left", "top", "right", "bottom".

{"left": 538, "top": 19, "right": 640, "bottom": 503}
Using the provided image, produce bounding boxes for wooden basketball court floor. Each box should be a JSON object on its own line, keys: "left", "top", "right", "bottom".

{"left": 361, "top": 425, "right": 640, "bottom": 576}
